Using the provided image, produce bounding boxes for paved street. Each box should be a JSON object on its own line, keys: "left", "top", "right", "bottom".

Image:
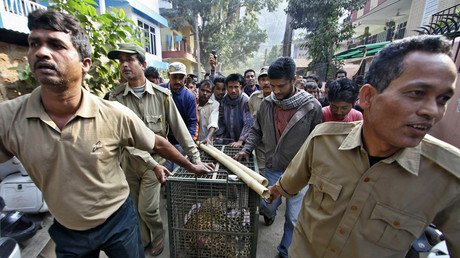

{"left": 40, "top": 190, "right": 287, "bottom": 258}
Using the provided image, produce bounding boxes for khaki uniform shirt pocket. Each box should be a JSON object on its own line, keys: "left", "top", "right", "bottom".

{"left": 145, "top": 115, "right": 163, "bottom": 134}
{"left": 309, "top": 174, "right": 342, "bottom": 215}
{"left": 364, "top": 202, "right": 426, "bottom": 251}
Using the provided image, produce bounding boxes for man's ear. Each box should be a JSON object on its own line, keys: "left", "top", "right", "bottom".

{"left": 81, "top": 58, "right": 92, "bottom": 73}
{"left": 141, "top": 61, "right": 147, "bottom": 70}
{"left": 359, "top": 84, "right": 378, "bottom": 109}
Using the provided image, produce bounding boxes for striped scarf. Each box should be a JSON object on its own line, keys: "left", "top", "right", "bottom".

{"left": 270, "top": 89, "right": 311, "bottom": 110}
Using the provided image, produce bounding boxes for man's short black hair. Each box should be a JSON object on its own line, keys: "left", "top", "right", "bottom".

{"left": 335, "top": 69, "right": 347, "bottom": 78}
{"left": 327, "top": 78, "right": 359, "bottom": 104}
{"left": 145, "top": 67, "right": 159, "bottom": 78}
{"left": 365, "top": 35, "right": 452, "bottom": 93}
{"left": 135, "top": 53, "right": 146, "bottom": 64}
{"left": 353, "top": 75, "right": 364, "bottom": 87}
{"left": 304, "top": 82, "right": 318, "bottom": 90}
{"left": 244, "top": 69, "right": 256, "bottom": 77}
{"left": 28, "top": 9, "right": 92, "bottom": 60}
{"left": 225, "top": 73, "right": 244, "bottom": 86}
{"left": 268, "top": 57, "right": 296, "bottom": 81}
{"left": 305, "top": 74, "right": 319, "bottom": 83}
{"left": 213, "top": 76, "right": 226, "bottom": 85}
{"left": 199, "top": 79, "right": 214, "bottom": 90}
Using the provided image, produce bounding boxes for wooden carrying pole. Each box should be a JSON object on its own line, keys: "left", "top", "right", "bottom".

{"left": 198, "top": 143, "right": 270, "bottom": 200}
{"left": 204, "top": 143, "right": 268, "bottom": 186}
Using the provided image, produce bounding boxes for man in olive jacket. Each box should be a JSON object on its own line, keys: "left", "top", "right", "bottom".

{"left": 235, "top": 57, "right": 322, "bottom": 258}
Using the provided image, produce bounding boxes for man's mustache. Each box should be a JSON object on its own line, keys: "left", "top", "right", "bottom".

{"left": 34, "top": 61, "right": 57, "bottom": 71}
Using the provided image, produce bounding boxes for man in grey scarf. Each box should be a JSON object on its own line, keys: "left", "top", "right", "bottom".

{"left": 235, "top": 57, "right": 322, "bottom": 258}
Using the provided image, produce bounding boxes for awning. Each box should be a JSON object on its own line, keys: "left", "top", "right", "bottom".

{"left": 146, "top": 54, "right": 169, "bottom": 70}
{"left": 334, "top": 41, "right": 390, "bottom": 60}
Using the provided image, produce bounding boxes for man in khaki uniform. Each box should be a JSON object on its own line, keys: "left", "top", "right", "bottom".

{"left": 0, "top": 9, "right": 211, "bottom": 258}
{"left": 270, "top": 35, "right": 460, "bottom": 257}
{"left": 107, "top": 44, "right": 203, "bottom": 256}
{"left": 248, "top": 66, "right": 271, "bottom": 175}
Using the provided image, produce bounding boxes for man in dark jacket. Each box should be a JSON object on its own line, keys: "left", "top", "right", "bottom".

{"left": 235, "top": 57, "right": 322, "bottom": 258}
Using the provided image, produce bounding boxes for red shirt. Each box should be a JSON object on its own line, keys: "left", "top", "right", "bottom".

{"left": 322, "top": 106, "right": 363, "bottom": 122}
{"left": 274, "top": 106, "right": 297, "bottom": 142}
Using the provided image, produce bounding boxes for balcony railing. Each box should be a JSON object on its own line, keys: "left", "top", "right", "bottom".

{"left": 431, "top": 3, "right": 460, "bottom": 24}
{"left": 1, "top": 0, "right": 46, "bottom": 17}
{"left": 162, "top": 50, "right": 197, "bottom": 63}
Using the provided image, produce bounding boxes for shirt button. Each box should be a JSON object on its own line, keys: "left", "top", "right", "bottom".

{"left": 339, "top": 228, "right": 345, "bottom": 235}
{"left": 363, "top": 177, "right": 370, "bottom": 182}
{"left": 351, "top": 205, "right": 358, "bottom": 211}
{"left": 393, "top": 221, "right": 400, "bottom": 228}
{"left": 330, "top": 248, "right": 336, "bottom": 253}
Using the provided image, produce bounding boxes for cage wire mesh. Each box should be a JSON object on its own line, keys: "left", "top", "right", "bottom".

{"left": 166, "top": 145, "right": 259, "bottom": 258}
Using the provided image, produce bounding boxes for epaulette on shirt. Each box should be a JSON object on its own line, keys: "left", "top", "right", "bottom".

{"left": 311, "top": 121, "right": 359, "bottom": 137}
{"left": 422, "top": 134, "right": 460, "bottom": 180}
{"left": 109, "top": 84, "right": 127, "bottom": 98}
{"left": 150, "top": 82, "right": 171, "bottom": 95}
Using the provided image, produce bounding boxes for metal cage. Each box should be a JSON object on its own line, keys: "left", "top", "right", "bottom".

{"left": 166, "top": 145, "right": 259, "bottom": 258}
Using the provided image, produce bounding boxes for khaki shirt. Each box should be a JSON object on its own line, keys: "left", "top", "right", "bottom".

{"left": 0, "top": 87, "right": 157, "bottom": 230}
{"left": 248, "top": 90, "right": 265, "bottom": 116}
{"left": 248, "top": 91, "right": 267, "bottom": 171}
{"left": 110, "top": 80, "right": 200, "bottom": 164}
{"left": 198, "top": 97, "right": 219, "bottom": 141}
{"left": 276, "top": 121, "right": 460, "bottom": 258}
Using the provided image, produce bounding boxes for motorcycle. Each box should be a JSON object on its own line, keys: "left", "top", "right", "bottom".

{"left": 406, "top": 224, "right": 449, "bottom": 258}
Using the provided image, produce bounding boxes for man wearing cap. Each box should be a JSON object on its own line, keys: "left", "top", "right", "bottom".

{"left": 108, "top": 44, "right": 203, "bottom": 256}
{"left": 248, "top": 67, "right": 271, "bottom": 175}
{"left": 160, "top": 62, "right": 200, "bottom": 171}
{"left": 235, "top": 57, "right": 322, "bottom": 258}
{"left": 0, "top": 10, "right": 212, "bottom": 257}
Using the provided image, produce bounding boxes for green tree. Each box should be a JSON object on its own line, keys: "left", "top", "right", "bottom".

{"left": 162, "top": 0, "right": 281, "bottom": 73}
{"left": 286, "top": 0, "right": 367, "bottom": 77}
{"left": 264, "top": 44, "right": 281, "bottom": 66}
{"left": 20, "top": 0, "right": 142, "bottom": 96}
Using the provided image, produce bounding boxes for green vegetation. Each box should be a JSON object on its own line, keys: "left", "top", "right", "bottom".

{"left": 20, "top": 0, "right": 142, "bottom": 96}
{"left": 163, "top": 0, "right": 281, "bottom": 74}
{"left": 286, "top": 0, "right": 367, "bottom": 76}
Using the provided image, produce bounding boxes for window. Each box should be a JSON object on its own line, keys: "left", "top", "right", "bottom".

{"left": 138, "top": 19, "right": 157, "bottom": 55}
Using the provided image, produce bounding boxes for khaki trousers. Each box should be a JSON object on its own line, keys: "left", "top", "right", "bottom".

{"left": 121, "top": 152, "right": 164, "bottom": 248}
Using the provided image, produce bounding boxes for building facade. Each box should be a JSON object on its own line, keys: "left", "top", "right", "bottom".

{"left": 0, "top": 0, "right": 169, "bottom": 101}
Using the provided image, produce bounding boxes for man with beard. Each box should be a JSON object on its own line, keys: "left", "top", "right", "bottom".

{"left": 197, "top": 80, "right": 219, "bottom": 144}
{"left": 0, "top": 9, "right": 212, "bottom": 257}
{"left": 215, "top": 73, "right": 253, "bottom": 148}
{"left": 108, "top": 48, "right": 203, "bottom": 256}
{"left": 248, "top": 66, "right": 271, "bottom": 174}
{"left": 269, "top": 35, "right": 460, "bottom": 258}
{"left": 235, "top": 57, "right": 322, "bottom": 258}
{"left": 243, "top": 69, "right": 259, "bottom": 97}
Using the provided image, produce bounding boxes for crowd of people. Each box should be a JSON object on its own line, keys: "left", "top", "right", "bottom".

{"left": 0, "top": 9, "right": 459, "bottom": 258}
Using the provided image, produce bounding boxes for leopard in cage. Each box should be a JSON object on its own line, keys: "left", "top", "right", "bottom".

{"left": 182, "top": 193, "right": 252, "bottom": 257}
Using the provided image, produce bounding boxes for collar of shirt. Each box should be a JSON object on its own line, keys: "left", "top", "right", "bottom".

{"left": 122, "top": 81, "right": 154, "bottom": 97}
{"left": 25, "top": 86, "right": 98, "bottom": 120}
{"left": 251, "top": 90, "right": 265, "bottom": 99}
{"left": 338, "top": 121, "right": 420, "bottom": 176}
